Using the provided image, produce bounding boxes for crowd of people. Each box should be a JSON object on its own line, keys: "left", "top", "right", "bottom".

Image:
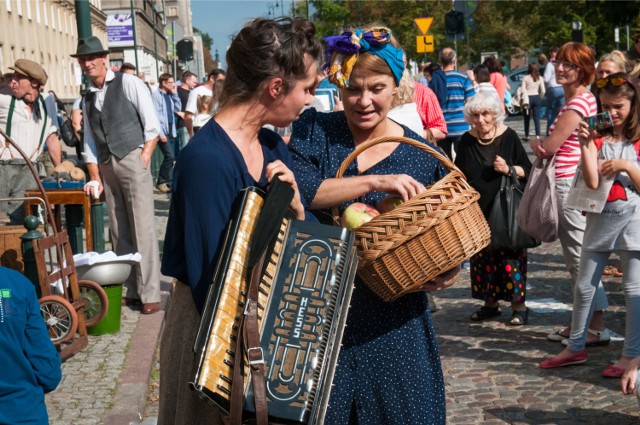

{"left": 1, "top": 14, "right": 640, "bottom": 425}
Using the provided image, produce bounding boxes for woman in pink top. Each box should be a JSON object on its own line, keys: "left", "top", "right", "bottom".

{"left": 484, "top": 56, "right": 508, "bottom": 110}
{"left": 530, "top": 42, "right": 611, "bottom": 348}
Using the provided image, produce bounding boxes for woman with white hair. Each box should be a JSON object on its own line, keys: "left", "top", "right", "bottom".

{"left": 454, "top": 91, "right": 533, "bottom": 325}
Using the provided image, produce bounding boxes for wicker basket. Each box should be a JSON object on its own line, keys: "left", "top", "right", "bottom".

{"left": 332, "top": 136, "right": 491, "bottom": 302}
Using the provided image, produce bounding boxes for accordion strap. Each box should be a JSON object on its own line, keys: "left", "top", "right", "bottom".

{"left": 230, "top": 250, "right": 269, "bottom": 425}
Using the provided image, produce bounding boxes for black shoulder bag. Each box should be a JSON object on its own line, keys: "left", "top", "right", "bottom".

{"left": 487, "top": 166, "right": 541, "bottom": 250}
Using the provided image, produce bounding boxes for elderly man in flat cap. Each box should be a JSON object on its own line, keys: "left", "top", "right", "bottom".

{"left": 0, "top": 59, "right": 62, "bottom": 224}
{"left": 72, "top": 36, "right": 163, "bottom": 314}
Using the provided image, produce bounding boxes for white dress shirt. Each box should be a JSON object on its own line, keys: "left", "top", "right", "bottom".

{"left": 0, "top": 93, "right": 57, "bottom": 161}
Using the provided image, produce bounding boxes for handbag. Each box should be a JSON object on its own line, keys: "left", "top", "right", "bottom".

{"left": 59, "top": 118, "right": 80, "bottom": 148}
{"left": 488, "top": 166, "right": 540, "bottom": 250}
{"left": 516, "top": 156, "right": 559, "bottom": 242}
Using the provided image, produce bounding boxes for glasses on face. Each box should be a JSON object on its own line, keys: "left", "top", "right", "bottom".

{"left": 554, "top": 60, "right": 578, "bottom": 70}
{"left": 596, "top": 75, "right": 631, "bottom": 89}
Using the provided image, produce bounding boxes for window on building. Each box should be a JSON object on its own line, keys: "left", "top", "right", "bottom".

{"left": 26, "top": 0, "right": 32, "bottom": 20}
{"left": 51, "top": 4, "right": 55, "bottom": 29}
{"left": 64, "top": 9, "right": 68, "bottom": 34}
{"left": 5, "top": 0, "right": 11, "bottom": 13}
{"left": 43, "top": 0, "right": 48, "bottom": 27}
{"left": 35, "top": 0, "right": 40, "bottom": 23}
{"left": 16, "top": 0, "right": 22, "bottom": 16}
{"left": 62, "top": 58, "right": 67, "bottom": 86}
{"left": 57, "top": 7, "right": 62, "bottom": 32}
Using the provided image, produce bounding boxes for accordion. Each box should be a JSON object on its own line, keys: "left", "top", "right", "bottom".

{"left": 191, "top": 187, "right": 358, "bottom": 424}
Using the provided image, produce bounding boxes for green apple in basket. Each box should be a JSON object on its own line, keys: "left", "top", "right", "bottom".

{"left": 341, "top": 202, "right": 380, "bottom": 229}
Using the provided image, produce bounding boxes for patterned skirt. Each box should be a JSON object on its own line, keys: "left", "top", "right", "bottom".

{"left": 470, "top": 246, "right": 527, "bottom": 303}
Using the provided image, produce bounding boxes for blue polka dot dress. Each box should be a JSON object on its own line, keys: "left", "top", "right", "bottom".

{"left": 290, "top": 109, "right": 447, "bottom": 425}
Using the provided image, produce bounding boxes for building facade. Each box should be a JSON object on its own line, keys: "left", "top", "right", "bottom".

{"left": 101, "top": 0, "right": 168, "bottom": 85}
{"left": 0, "top": 0, "right": 107, "bottom": 100}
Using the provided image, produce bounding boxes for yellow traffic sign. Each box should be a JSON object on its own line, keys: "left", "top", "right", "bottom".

{"left": 414, "top": 17, "right": 434, "bottom": 35}
{"left": 416, "top": 35, "right": 434, "bottom": 53}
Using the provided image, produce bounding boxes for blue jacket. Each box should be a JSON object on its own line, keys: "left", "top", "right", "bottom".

{"left": 152, "top": 89, "right": 182, "bottom": 139}
{"left": 0, "top": 267, "right": 61, "bottom": 425}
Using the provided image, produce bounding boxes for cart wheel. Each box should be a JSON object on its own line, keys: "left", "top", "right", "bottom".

{"left": 77, "top": 280, "right": 108, "bottom": 327}
{"left": 39, "top": 295, "right": 78, "bottom": 345}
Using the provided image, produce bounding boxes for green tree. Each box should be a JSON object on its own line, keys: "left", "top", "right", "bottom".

{"left": 194, "top": 26, "right": 215, "bottom": 71}
{"left": 306, "top": 0, "right": 640, "bottom": 68}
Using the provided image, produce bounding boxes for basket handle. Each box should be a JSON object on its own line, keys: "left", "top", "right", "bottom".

{"left": 334, "top": 136, "right": 458, "bottom": 179}
{"left": 331, "top": 136, "right": 462, "bottom": 225}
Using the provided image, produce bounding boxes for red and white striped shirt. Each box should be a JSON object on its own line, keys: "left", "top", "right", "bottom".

{"left": 413, "top": 83, "right": 448, "bottom": 135}
{"left": 549, "top": 91, "right": 597, "bottom": 179}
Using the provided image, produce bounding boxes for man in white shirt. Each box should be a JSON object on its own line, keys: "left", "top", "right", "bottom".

{"left": 0, "top": 59, "right": 61, "bottom": 223}
{"left": 184, "top": 68, "right": 225, "bottom": 137}
{"left": 543, "top": 46, "right": 565, "bottom": 135}
{"left": 72, "top": 36, "right": 163, "bottom": 314}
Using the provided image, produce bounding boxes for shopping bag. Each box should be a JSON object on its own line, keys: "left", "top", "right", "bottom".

{"left": 516, "top": 156, "right": 559, "bottom": 243}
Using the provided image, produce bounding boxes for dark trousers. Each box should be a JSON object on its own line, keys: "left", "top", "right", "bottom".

{"left": 523, "top": 95, "right": 542, "bottom": 137}
{"left": 439, "top": 136, "right": 461, "bottom": 160}
{"left": 546, "top": 86, "right": 565, "bottom": 135}
{"left": 157, "top": 136, "right": 176, "bottom": 185}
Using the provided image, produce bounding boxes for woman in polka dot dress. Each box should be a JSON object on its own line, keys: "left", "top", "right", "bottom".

{"left": 289, "top": 26, "right": 458, "bottom": 425}
{"left": 454, "top": 92, "right": 533, "bottom": 326}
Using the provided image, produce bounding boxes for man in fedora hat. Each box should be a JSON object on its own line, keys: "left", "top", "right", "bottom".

{"left": 73, "top": 36, "right": 163, "bottom": 314}
{"left": 0, "top": 59, "right": 62, "bottom": 224}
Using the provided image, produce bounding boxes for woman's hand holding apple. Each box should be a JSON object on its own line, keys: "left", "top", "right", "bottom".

{"left": 370, "top": 174, "right": 426, "bottom": 201}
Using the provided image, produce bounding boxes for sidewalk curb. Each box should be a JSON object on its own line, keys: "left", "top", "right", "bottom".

{"left": 102, "top": 307, "right": 165, "bottom": 425}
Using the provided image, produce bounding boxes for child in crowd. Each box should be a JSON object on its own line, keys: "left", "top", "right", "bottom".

{"left": 192, "top": 94, "right": 212, "bottom": 134}
{"left": 540, "top": 73, "right": 640, "bottom": 377}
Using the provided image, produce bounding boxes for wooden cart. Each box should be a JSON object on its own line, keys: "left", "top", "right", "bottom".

{"left": 0, "top": 129, "right": 107, "bottom": 361}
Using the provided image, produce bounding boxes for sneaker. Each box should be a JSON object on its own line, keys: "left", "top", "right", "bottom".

{"left": 560, "top": 328, "right": 610, "bottom": 347}
{"left": 156, "top": 183, "right": 171, "bottom": 193}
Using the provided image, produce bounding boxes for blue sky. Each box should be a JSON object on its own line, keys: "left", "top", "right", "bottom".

{"left": 191, "top": 0, "right": 299, "bottom": 69}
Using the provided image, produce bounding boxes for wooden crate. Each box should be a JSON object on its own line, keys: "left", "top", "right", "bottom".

{"left": 0, "top": 225, "right": 26, "bottom": 272}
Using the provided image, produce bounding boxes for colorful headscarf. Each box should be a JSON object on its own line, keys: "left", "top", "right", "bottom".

{"left": 323, "top": 27, "right": 404, "bottom": 89}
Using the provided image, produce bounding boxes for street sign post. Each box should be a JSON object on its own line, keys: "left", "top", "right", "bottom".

{"left": 414, "top": 17, "right": 434, "bottom": 55}
{"left": 416, "top": 35, "right": 434, "bottom": 53}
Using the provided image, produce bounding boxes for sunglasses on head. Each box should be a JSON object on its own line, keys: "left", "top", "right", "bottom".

{"left": 596, "top": 75, "right": 631, "bottom": 89}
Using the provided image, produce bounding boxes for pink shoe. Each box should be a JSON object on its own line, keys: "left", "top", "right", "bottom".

{"left": 539, "top": 350, "right": 587, "bottom": 369}
{"left": 602, "top": 364, "right": 625, "bottom": 378}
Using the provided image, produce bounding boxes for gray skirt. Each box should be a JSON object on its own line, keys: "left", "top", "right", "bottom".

{"left": 158, "top": 280, "right": 224, "bottom": 425}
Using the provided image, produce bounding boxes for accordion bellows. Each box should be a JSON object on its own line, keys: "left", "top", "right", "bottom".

{"left": 191, "top": 188, "right": 358, "bottom": 424}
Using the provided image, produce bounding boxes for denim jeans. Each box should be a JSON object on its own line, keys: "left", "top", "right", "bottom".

{"left": 524, "top": 95, "right": 542, "bottom": 137}
{"left": 546, "top": 86, "right": 565, "bottom": 135}
{"left": 157, "top": 136, "right": 177, "bottom": 185}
